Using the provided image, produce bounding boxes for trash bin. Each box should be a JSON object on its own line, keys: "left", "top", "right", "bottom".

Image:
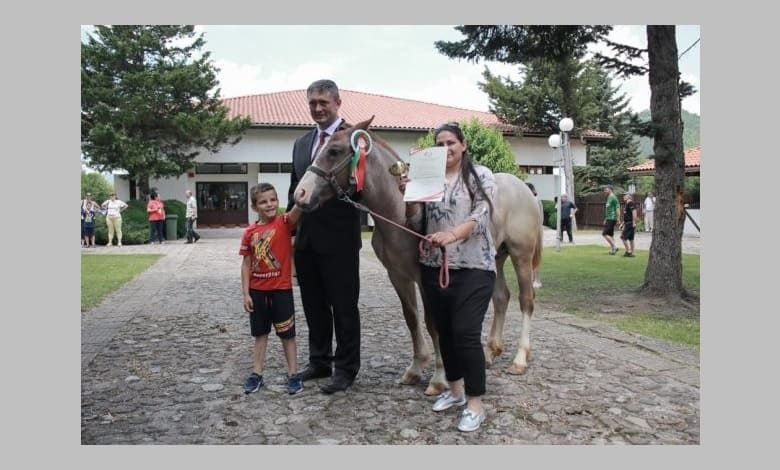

{"left": 165, "top": 214, "right": 179, "bottom": 241}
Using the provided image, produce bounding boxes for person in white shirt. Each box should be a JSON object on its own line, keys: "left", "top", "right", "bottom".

{"left": 643, "top": 192, "right": 656, "bottom": 232}
{"left": 101, "top": 193, "right": 128, "bottom": 246}
{"left": 185, "top": 189, "right": 200, "bottom": 243}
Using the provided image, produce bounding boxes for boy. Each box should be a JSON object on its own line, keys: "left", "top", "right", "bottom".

{"left": 239, "top": 183, "right": 303, "bottom": 395}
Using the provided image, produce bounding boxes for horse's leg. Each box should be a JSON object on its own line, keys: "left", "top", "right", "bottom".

{"left": 419, "top": 286, "right": 447, "bottom": 396}
{"left": 485, "top": 250, "right": 510, "bottom": 367}
{"left": 386, "top": 269, "right": 431, "bottom": 386}
{"left": 508, "top": 252, "right": 535, "bottom": 375}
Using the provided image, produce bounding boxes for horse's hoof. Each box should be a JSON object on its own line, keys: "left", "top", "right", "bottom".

{"left": 400, "top": 371, "right": 421, "bottom": 385}
{"left": 424, "top": 382, "right": 447, "bottom": 396}
{"left": 485, "top": 344, "right": 503, "bottom": 365}
{"left": 507, "top": 363, "right": 527, "bottom": 375}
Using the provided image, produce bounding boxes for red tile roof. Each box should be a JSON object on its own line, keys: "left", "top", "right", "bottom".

{"left": 221, "top": 89, "right": 610, "bottom": 140}
{"left": 627, "top": 146, "right": 701, "bottom": 172}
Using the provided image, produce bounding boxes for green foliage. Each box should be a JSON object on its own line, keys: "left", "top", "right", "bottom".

{"left": 414, "top": 118, "right": 521, "bottom": 177}
{"left": 81, "top": 254, "right": 163, "bottom": 311}
{"left": 81, "top": 172, "right": 114, "bottom": 203}
{"left": 685, "top": 176, "right": 700, "bottom": 201}
{"left": 541, "top": 199, "right": 557, "bottom": 228}
{"left": 81, "top": 25, "right": 252, "bottom": 183}
{"left": 636, "top": 109, "right": 700, "bottom": 157}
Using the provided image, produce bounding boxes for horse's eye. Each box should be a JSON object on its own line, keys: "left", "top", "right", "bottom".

{"left": 327, "top": 146, "right": 345, "bottom": 157}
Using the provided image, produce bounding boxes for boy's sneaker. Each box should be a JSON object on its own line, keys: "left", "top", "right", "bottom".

{"left": 243, "top": 372, "right": 263, "bottom": 394}
{"left": 287, "top": 373, "right": 304, "bottom": 395}
{"left": 624, "top": 252, "right": 635, "bottom": 257}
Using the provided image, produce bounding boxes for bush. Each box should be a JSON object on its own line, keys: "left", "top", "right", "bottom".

{"left": 94, "top": 199, "right": 151, "bottom": 245}
{"left": 541, "top": 199, "right": 556, "bottom": 229}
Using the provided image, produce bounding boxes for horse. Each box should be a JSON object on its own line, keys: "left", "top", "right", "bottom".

{"left": 293, "top": 117, "right": 542, "bottom": 395}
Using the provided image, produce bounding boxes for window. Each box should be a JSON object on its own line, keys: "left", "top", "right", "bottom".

{"left": 195, "top": 163, "right": 248, "bottom": 174}
{"left": 259, "top": 162, "right": 293, "bottom": 173}
{"left": 519, "top": 165, "right": 555, "bottom": 175}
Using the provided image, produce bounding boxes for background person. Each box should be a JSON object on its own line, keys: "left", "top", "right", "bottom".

{"left": 620, "top": 193, "right": 638, "bottom": 257}
{"left": 643, "top": 192, "right": 656, "bottom": 232}
{"left": 558, "top": 193, "right": 577, "bottom": 244}
{"left": 185, "top": 189, "right": 201, "bottom": 243}
{"left": 602, "top": 185, "right": 620, "bottom": 255}
{"left": 147, "top": 192, "right": 166, "bottom": 244}
{"left": 101, "top": 192, "right": 128, "bottom": 247}
{"left": 81, "top": 193, "right": 100, "bottom": 248}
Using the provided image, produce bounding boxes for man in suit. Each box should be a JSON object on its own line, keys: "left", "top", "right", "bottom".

{"left": 287, "top": 79, "right": 362, "bottom": 394}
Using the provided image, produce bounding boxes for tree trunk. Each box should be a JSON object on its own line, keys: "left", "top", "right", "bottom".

{"left": 641, "top": 26, "right": 687, "bottom": 299}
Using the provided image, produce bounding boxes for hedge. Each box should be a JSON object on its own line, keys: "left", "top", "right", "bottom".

{"left": 92, "top": 199, "right": 187, "bottom": 245}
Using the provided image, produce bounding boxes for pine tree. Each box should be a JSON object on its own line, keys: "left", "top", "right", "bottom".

{"left": 437, "top": 24, "right": 694, "bottom": 300}
{"left": 81, "top": 25, "right": 251, "bottom": 198}
{"left": 436, "top": 26, "right": 612, "bottom": 206}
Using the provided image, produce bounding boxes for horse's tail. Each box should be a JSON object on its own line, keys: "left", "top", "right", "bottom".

{"left": 532, "top": 219, "right": 543, "bottom": 271}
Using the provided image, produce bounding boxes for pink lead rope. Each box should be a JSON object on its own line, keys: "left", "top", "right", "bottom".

{"left": 339, "top": 196, "right": 450, "bottom": 288}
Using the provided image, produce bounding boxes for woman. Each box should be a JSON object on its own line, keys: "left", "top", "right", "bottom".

{"left": 81, "top": 193, "right": 100, "bottom": 248}
{"left": 147, "top": 192, "right": 166, "bottom": 244}
{"left": 101, "top": 193, "right": 128, "bottom": 247}
{"left": 400, "top": 122, "right": 496, "bottom": 432}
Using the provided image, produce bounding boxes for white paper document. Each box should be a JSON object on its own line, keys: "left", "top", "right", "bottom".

{"left": 403, "top": 146, "right": 447, "bottom": 202}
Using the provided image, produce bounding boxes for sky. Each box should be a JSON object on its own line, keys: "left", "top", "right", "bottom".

{"left": 191, "top": 25, "right": 700, "bottom": 115}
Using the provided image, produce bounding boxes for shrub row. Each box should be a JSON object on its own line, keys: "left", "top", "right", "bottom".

{"left": 90, "top": 199, "right": 187, "bottom": 245}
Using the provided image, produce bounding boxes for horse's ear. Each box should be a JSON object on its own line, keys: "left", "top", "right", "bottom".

{"left": 354, "top": 116, "right": 375, "bottom": 131}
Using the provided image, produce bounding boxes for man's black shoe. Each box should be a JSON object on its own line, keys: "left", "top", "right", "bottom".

{"left": 320, "top": 375, "right": 353, "bottom": 394}
{"left": 298, "top": 365, "right": 332, "bottom": 382}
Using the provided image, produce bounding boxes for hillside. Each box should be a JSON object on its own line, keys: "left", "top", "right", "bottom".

{"left": 636, "top": 109, "right": 700, "bottom": 157}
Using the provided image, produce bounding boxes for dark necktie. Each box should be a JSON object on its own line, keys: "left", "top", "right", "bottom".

{"left": 312, "top": 131, "right": 328, "bottom": 161}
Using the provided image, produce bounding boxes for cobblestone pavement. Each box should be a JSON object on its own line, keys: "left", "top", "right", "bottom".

{"left": 81, "top": 237, "right": 700, "bottom": 444}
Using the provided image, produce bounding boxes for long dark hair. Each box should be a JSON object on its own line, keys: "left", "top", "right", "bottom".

{"left": 434, "top": 122, "right": 495, "bottom": 216}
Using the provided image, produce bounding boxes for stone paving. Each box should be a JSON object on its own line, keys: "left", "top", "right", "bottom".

{"left": 81, "top": 232, "right": 700, "bottom": 445}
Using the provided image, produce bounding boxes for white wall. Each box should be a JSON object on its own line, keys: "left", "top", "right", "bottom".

{"left": 506, "top": 135, "right": 587, "bottom": 167}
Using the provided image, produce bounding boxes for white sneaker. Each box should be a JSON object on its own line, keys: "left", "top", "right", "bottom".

{"left": 457, "top": 408, "right": 486, "bottom": 432}
{"left": 432, "top": 391, "right": 466, "bottom": 412}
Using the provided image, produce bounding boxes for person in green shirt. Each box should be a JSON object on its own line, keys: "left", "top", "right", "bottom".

{"left": 602, "top": 185, "right": 620, "bottom": 255}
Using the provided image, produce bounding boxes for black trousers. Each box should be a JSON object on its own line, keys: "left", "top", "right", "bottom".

{"left": 560, "top": 217, "right": 573, "bottom": 242}
{"left": 420, "top": 265, "right": 495, "bottom": 397}
{"left": 149, "top": 220, "right": 165, "bottom": 243}
{"left": 294, "top": 248, "right": 361, "bottom": 379}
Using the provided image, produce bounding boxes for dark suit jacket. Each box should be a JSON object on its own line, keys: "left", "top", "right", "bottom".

{"left": 287, "top": 122, "right": 362, "bottom": 254}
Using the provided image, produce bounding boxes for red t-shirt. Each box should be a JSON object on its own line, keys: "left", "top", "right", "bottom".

{"left": 147, "top": 200, "right": 165, "bottom": 221}
{"left": 239, "top": 215, "right": 295, "bottom": 291}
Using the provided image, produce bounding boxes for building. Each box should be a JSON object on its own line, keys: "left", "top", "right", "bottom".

{"left": 115, "top": 90, "right": 610, "bottom": 227}
{"left": 627, "top": 146, "right": 701, "bottom": 235}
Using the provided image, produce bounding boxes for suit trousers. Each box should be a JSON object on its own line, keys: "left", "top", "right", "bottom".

{"left": 294, "top": 247, "right": 361, "bottom": 379}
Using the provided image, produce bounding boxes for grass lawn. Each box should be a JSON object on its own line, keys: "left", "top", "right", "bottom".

{"left": 504, "top": 244, "right": 700, "bottom": 349}
{"left": 81, "top": 254, "right": 163, "bottom": 312}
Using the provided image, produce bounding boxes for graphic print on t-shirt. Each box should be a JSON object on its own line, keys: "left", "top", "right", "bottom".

{"left": 251, "top": 228, "right": 282, "bottom": 273}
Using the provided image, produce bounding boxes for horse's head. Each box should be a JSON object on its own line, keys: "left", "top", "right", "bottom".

{"left": 294, "top": 116, "right": 374, "bottom": 212}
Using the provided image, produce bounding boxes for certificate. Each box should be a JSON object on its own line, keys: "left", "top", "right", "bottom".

{"left": 403, "top": 146, "right": 447, "bottom": 202}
